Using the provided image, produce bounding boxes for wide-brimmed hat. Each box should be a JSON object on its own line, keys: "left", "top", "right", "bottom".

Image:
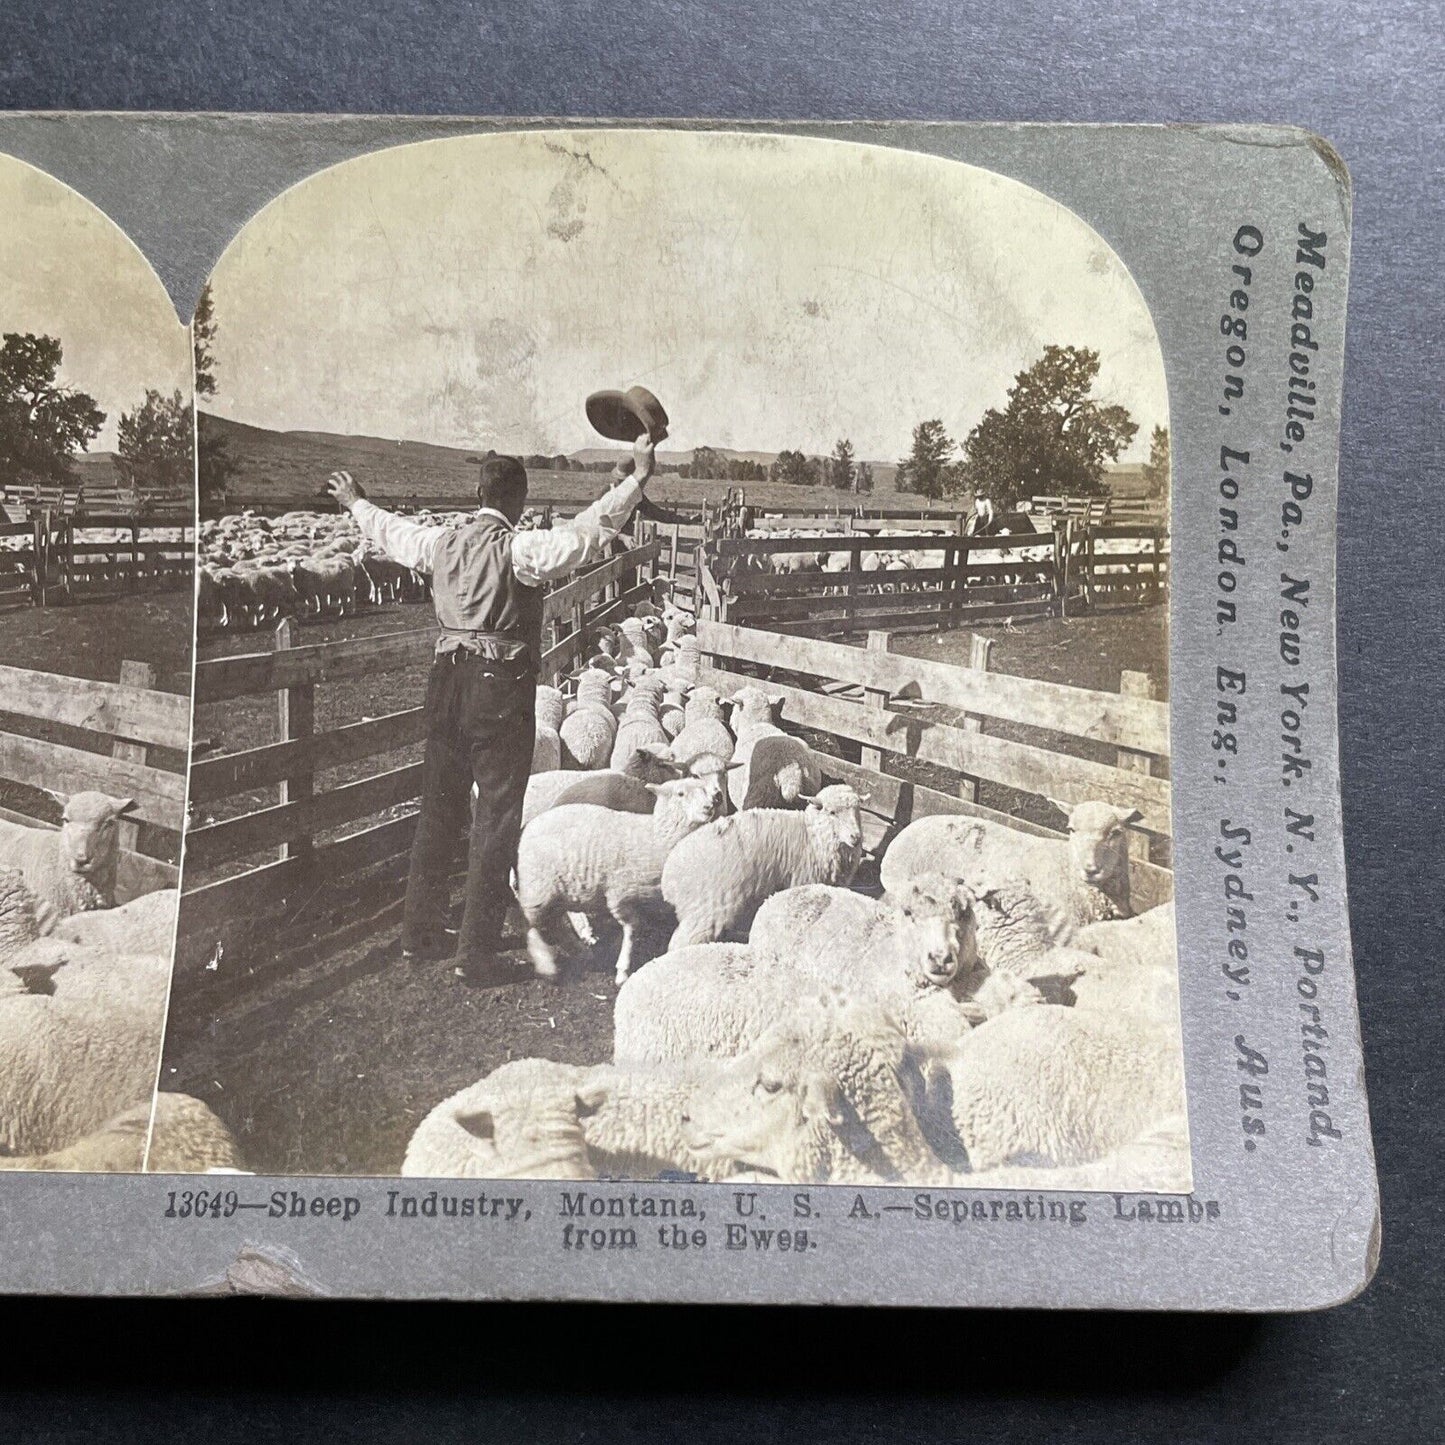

{"left": 585, "top": 385, "right": 670, "bottom": 443}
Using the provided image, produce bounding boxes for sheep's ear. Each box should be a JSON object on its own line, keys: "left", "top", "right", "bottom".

{"left": 643, "top": 782, "right": 664, "bottom": 796}
{"left": 575, "top": 1079, "right": 610, "bottom": 1115}
{"left": 769, "top": 692, "right": 786, "bottom": 711}
{"left": 114, "top": 797, "right": 139, "bottom": 817}
{"left": 454, "top": 1109, "right": 494, "bottom": 1142}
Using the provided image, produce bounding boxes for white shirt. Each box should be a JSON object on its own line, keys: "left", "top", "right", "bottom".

{"left": 347, "top": 475, "right": 645, "bottom": 588}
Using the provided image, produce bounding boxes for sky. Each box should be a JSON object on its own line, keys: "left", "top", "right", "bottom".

{"left": 207, "top": 129, "right": 1168, "bottom": 463}
{"left": 0, "top": 157, "right": 191, "bottom": 453}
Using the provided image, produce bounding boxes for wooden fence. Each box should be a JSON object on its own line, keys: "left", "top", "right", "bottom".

{"left": 700, "top": 522, "right": 1168, "bottom": 637}
{"left": 179, "top": 537, "right": 662, "bottom": 948}
{"left": 695, "top": 620, "right": 1173, "bottom": 908}
{"left": 0, "top": 659, "right": 188, "bottom": 898}
{"left": 0, "top": 512, "right": 193, "bottom": 607}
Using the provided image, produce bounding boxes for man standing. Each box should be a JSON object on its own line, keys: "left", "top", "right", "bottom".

{"left": 324, "top": 434, "right": 655, "bottom": 984}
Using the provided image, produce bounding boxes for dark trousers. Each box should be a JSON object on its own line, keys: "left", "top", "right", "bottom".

{"left": 402, "top": 652, "right": 535, "bottom": 960}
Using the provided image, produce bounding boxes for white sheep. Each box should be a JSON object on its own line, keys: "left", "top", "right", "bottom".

{"left": 724, "top": 685, "right": 823, "bottom": 811}
{"left": 0, "top": 866, "right": 40, "bottom": 964}
{"left": 559, "top": 668, "right": 620, "bottom": 769}
{"left": 7, "top": 936, "right": 172, "bottom": 1010}
{"left": 516, "top": 774, "right": 721, "bottom": 983}
{"left": 532, "top": 684, "right": 566, "bottom": 773}
{"left": 1070, "top": 902, "right": 1180, "bottom": 1026}
{"left": 661, "top": 785, "right": 864, "bottom": 949}
{"left": 0, "top": 987, "right": 167, "bottom": 1157}
{"left": 404, "top": 1055, "right": 736, "bottom": 1181}
{"left": 0, "top": 793, "right": 138, "bottom": 933}
{"left": 880, "top": 801, "right": 1144, "bottom": 930}
{"left": 0, "top": 1093, "right": 243, "bottom": 1174}
{"left": 916, "top": 1004, "right": 1187, "bottom": 1174}
{"left": 682, "top": 991, "right": 949, "bottom": 1185}
{"left": 522, "top": 743, "right": 681, "bottom": 829}
{"left": 609, "top": 677, "right": 670, "bottom": 772}
{"left": 52, "top": 888, "right": 179, "bottom": 959}
{"left": 669, "top": 686, "right": 735, "bottom": 768}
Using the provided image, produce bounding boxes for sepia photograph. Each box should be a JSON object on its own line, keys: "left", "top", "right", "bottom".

{"left": 0, "top": 154, "right": 196, "bottom": 1172}
{"left": 162, "top": 127, "right": 1182, "bottom": 1190}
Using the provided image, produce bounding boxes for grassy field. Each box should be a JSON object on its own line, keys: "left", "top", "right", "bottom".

{"left": 203, "top": 412, "right": 952, "bottom": 518}
{"left": 166, "top": 600, "right": 1168, "bottom": 1176}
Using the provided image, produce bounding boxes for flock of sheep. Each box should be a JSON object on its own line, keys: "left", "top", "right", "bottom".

{"left": 400, "top": 591, "right": 1187, "bottom": 1192}
{"left": 0, "top": 793, "right": 241, "bottom": 1173}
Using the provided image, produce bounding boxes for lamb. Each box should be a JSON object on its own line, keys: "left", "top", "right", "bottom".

{"left": 0, "top": 987, "right": 167, "bottom": 1157}
{"left": 609, "top": 677, "right": 670, "bottom": 772}
{"left": 879, "top": 800, "right": 1144, "bottom": 930}
{"left": 683, "top": 992, "right": 950, "bottom": 1185}
{"left": 52, "top": 888, "right": 179, "bottom": 959}
{"left": 0, "top": 792, "right": 137, "bottom": 933}
{"left": 553, "top": 751, "right": 732, "bottom": 817}
{"left": 915, "top": 1004, "right": 1187, "bottom": 1175}
{"left": 516, "top": 774, "right": 721, "bottom": 983}
{"left": 669, "top": 685, "right": 735, "bottom": 769}
{"left": 661, "top": 785, "right": 864, "bottom": 949}
{"left": 559, "top": 667, "right": 619, "bottom": 769}
{"left": 522, "top": 743, "right": 681, "bottom": 829}
{"left": 723, "top": 685, "right": 799, "bottom": 811}
{"left": 0, "top": 866, "right": 40, "bottom": 963}
{"left": 0, "top": 1093, "right": 243, "bottom": 1174}
{"left": 615, "top": 876, "right": 984, "bottom": 1066}
{"left": 403, "top": 1055, "right": 736, "bottom": 1182}
{"left": 1070, "top": 902, "right": 1180, "bottom": 1026}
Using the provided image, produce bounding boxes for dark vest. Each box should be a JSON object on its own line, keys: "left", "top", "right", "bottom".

{"left": 430, "top": 513, "right": 544, "bottom": 669}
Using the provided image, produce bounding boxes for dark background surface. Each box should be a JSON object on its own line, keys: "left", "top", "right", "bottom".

{"left": 0, "top": 2, "right": 1440, "bottom": 1440}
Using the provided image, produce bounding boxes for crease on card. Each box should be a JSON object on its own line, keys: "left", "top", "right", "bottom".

{"left": 1190, "top": 124, "right": 1352, "bottom": 223}
{"left": 189, "top": 1243, "right": 327, "bottom": 1298}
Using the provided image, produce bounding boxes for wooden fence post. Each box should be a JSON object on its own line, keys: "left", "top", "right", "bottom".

{"left": 669, "top": 522, "right": 680, "bottom": 583}
{"left": 846, "top": 541, "right": 861, "bottom": 636}
{"left": 30, "top": 512, "right": 44, "bottom": 607}
{"left": 130, "top": 522, "right": 140, "bottom": 593}
{"left": 275, "top": 617, "right": 315, "bottom": 865}
{"left": 1056, "top": 519, "right": 1072, "bottom": 620}
{"left": 860, "top": 630, "right": 891, "bottom": 773}
{"left": 113, "top": 659, "right": 154, "bottom": 859}
{"left": 957, "top": 633, "right": 993, "bottom": 802}
{"left": 1118, "top": 670, "right": 1153, "bottom": 865}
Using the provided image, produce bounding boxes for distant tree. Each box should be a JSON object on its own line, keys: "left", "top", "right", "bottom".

{"left": 192, "top": 282, "right": 218, "bottom": 400}
{"left": 958, "top": 345, "right": 1138, "bottom": 508}
{"left": 897, "top": 420, "right": 955, "bottom": 500}
{"left": 1141, "top": 425, "right": 1170, "bottom": 499}
{"left": 687, "top": 445, "right": 728, "bottom": 481}
{"left": 854, "top": 460, "right": 874, "bottom": 494}
{"left": 770, "top": 449, "right": 813, "bottom": 487}
{"left": 117, "top": 389, "right": 192, "bottom": 496}
{"left": 830, "top": 438, "right": 855, "bottom": 491}
{"left": 0, "top": 333, "right": 105, "bottom": 486}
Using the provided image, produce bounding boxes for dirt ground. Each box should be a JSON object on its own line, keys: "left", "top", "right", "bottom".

{"left": 166, "top": 600, "right": 1168, "bottom": 1178}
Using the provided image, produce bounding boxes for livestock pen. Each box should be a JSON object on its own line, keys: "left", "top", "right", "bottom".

{"left": 176, "top": 536, "right": 664, "bottom": 981}
{"left": 699, "top": 519, "right": 1169, "bottom": 637}
{"left": 0, "top": 658, "right": 188, "bottom": 897}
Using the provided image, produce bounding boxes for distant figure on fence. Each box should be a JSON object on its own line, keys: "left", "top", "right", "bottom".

{"left": 965, "top": 494, "right": 1038, "bottom": 537}
{"left": 324, "top": 433, "right": 657, "bottom": 986}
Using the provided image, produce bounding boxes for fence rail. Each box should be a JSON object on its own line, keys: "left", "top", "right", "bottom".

{"left": 700, "top": 522, "right": 1167, "bottom": 636}
{"left": 696, "top": 619, "right": 1172, "bottom": 906}
{"left": 180, "top": 538, "right": 663, "bottom": 946}
{"left": 0, "top": 509, "right": 194, "bottom": 608}
{"left": 0, "top": 659, "right": 187, "bottom": 897}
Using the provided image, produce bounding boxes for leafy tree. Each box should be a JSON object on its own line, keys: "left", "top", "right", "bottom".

{"left": 117, "top": 389, "right": 193, "bottom": 496}
{"left": 551, "top": 454, "right": 571, "bottom": 472}
{"left": 193, "top": 282, "right": 218, "bottom": 400}
{"left": 830, "top": 438, "right": 855, "bottom": 491}
{"left": 854, "top": 460, "right": 874, "bottom": 494}
{"left": 769, "top": 449, "right": 812, "bottom": 486}
{"left": 688, "top": 445, "right": 728, "bottom": 481}
{"left": 1141, "top": 424, "right": 1170, "bottom": 499}
{"left": 897, "top": 419, "right": 955, "bottom": 500}
{"left": 0, "top": 333, "right": 105, "bottom": 485}
{"left": 958, "top": 345, "right": 1138, "bottom": 508}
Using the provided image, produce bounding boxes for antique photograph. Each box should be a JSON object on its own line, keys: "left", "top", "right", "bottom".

{"left": 0, "top": 154, "right": 198, "bottom": 1172}
{"left": 163, "top": 127, "right": 1183, "bottom": 1189}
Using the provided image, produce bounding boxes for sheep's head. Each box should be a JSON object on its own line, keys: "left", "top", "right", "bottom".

{"left": 648, "top": 774, "right": 723, "bottom": 832}
{"left": 729, "top": 685, "right": 783, "bottom": 725}
{"left": 805, "top": 786, "right": 864, "bottom": 862}
{"left": 890, "top": 873, "right": 981, "bottom": 986}
{"left": 685, "top": 753, "right": 737, "bottom": 814}
{"left": 623, "top": 742, "right": 684, "bottom": 785}
{"left": 1052, "top": 800, "right": 1142, "bottom": 893}
{"left": 57, "top": 792, "right": 136, "bottom": 879}
{"left": 451, "top": 1072, "right": 602, "bottom": 1180}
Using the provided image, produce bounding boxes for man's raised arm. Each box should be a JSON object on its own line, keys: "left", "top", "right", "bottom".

{"left": 325, "top": 470, "right": 446, "bottom": 574}
{"left": 511, "top": 435, "right": 655, "bottom": 586}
